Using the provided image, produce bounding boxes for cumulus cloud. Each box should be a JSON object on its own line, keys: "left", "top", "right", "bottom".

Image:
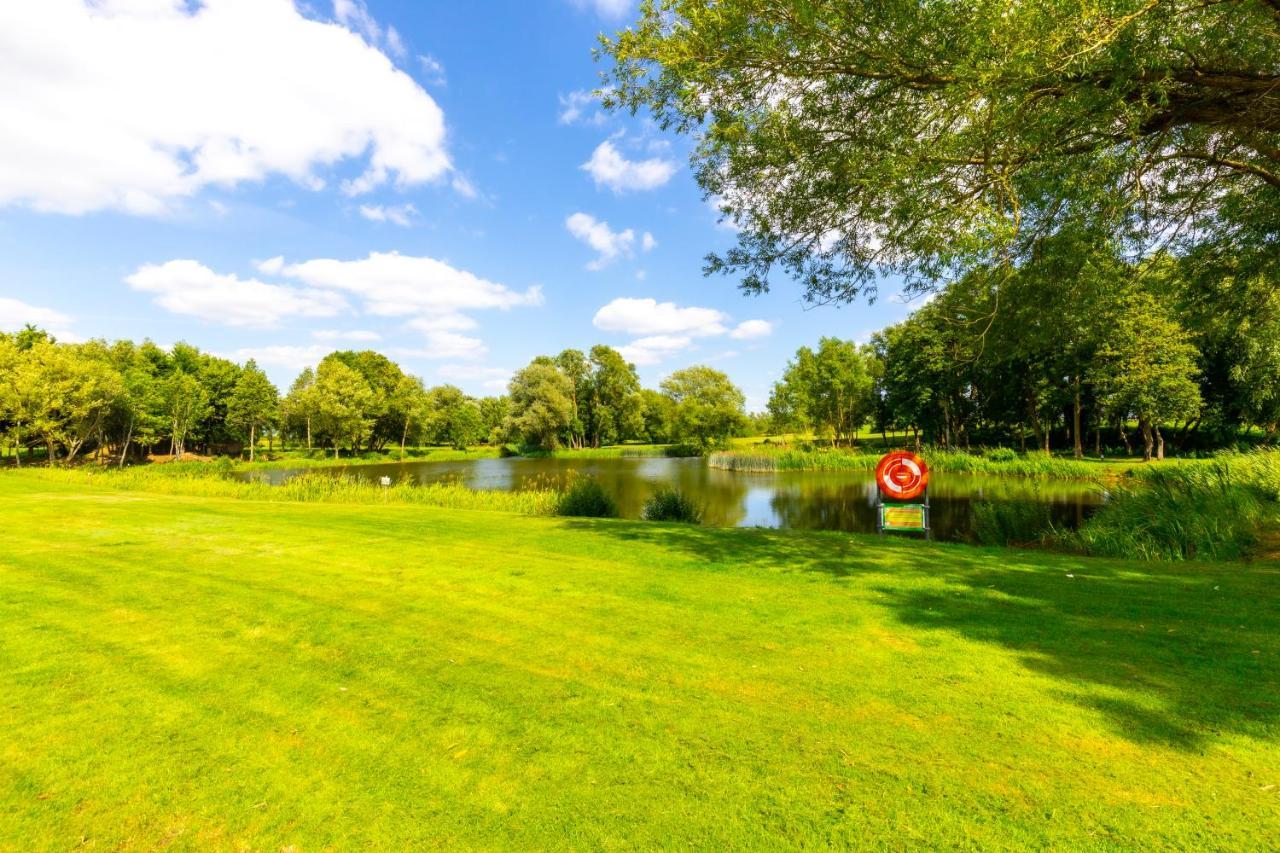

{"left": 0, "top": 297, "right": 79, "bottom": 341}
{"left": 0, "top": 0, "right": 454, "bottom": 215}
{"left": 126, "top": 260, "right": 348, "bottom": 328}
{"left": 222, "top": 344, "right": 332, "bottom": 371}
{"left": 279, "top": 251, "right": 543, "bottom": 317}
{"left": 569, "top": 0, "right": 633, "bottom": 17}
{"left": 618, "top": 335, "right": 692, "bottom": 366}
{"left": 581, "top": 141, "right": 677, "bottom": 193}
{"left": 595, "top": 297, "right": 771, "bottom": 365}
{"left": 359, "top": 203, "right": 417, "bottom": 226}
{"left": 558, "top": 89, "right": 611, "bottom": 126}
{"left": 418, "top": 53, "right": 447, "bottom": 86}
{"left": 436, "top": 363, "right": 511, "bottom": 392}
{"left": 730, "top": 319, "right": 774, "bottom": 339}
{"left": 394, "top": 332, "right": 487, "bottom": 361}
{"left": 312, "top": 329, "right": 382, "bottom": 342}
{"left": 565, "top": 213, "right": 656, "bottom": 270}
{"left": 593, "top": 298, "right": 729, "bottom": 337}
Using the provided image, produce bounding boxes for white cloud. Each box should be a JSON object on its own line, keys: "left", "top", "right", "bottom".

{"left": 408, "top": 314, "right": 478, "bottom": 332}
{"left": 394, "top": 332, "right": 487, "bottom": 361}
{"left": 565, "top": 215, "right": 655, "bottom": 270}
{"left": 730, "top": 319, "right": 774, "bottom": 340}
{"left": 558, "top": 88, "right": 610, "bottom": 126}
{"left": 279, "top": 251, "right": 543, "bottom": 317}
{"left": 581, "top": 140, "right": 677, "bottom": 193}
{"left": 593, "top": 298, "right": 729, "bottom": 337}
{"left": 312, "top": 329, "right": 382, "bottom": 342}
{"left": 418, "top": 54, "right": 446, "bottom": 86}
{"left": 256, "top": 256, "right": 286, "bottom": 276}
{"left": 126, "top": 260, "right": 347, "bottom": 328}
{"left": 569, "top": 0, "right": 633, "bottom": 17}
{"left": 359, "top": 203, "right": 417, "bottom": 226}
{"left": 0, "top": 0, "right": 454, "bottom": 215}
{"left": 223, "top": 344, "right": 331, "bottom": 371}
{"left": 595, "top": 297, "right": 771, "bottom": 365}
{"left": 0, "top": 297, "right": 79, "bottom": 341}
{"left": 566, "top": 212, "right": 636, "bottom": 270}
{"left": 618, "top": 335, "right": 693, "bottom": 366}
{"left": 437, "top": 364, "right": 512, "bottom": 391}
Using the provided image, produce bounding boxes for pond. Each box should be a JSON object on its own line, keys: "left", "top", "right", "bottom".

{"left": 240, "top": 457, "right": 1104, "bottom": 542}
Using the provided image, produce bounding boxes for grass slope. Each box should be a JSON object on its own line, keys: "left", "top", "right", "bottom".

{"left": 1, "top": 474, "right": 1277, "bottom": 849}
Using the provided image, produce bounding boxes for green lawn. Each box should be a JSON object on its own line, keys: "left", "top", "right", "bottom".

{"left": 1, "top": 473, "right": 1277, "bottom": 848}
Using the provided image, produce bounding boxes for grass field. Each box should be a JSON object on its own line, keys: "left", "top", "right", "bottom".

{"left": 2, "top": 472, "right": 1278, "bottom": 848}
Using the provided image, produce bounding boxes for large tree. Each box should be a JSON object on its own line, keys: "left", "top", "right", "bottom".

{"left": 505, "top": 359, "right": 575, "bottom": 450}
{"left": 604, "top": 0, "right": 1280, "bottom": 302}
{"left": 226, "top": 361, "right": 280, "bottom": 462}
{"left": 660, "top": 366, "right": 746, "bottom": 451}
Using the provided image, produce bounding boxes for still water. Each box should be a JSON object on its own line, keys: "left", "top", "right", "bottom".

{"left": 241, "top": 457, "right": 1103, "bottom": 541}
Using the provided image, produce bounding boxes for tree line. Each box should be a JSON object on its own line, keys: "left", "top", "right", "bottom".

{"left": 0, "top": 328, "right": 749, "bottom": 464}
{"left": 766, "top": 247, "right": 1279, "bottom": 462}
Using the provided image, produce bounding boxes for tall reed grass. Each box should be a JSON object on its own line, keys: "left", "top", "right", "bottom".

{"left": 15, "top": 465, "right": 560, "bottom": 515}
{"left": 708, "top": 446, "right": 1106, "bottom": 480}
{"left": 1066, "top": 451, "right": 1280, "bottom": 561}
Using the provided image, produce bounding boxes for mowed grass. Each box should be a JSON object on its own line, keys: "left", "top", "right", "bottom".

{"left": 1, "top": 474, "right": 1278, "bottom": 849}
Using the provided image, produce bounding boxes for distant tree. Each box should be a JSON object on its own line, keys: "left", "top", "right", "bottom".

{"left": 587, "top": 345, "right": 643, "bottom": 447}
{"left": 554, "top": 349, "right": 591, "bottom": 449}
{"left": 478, "top": 396, "right": 510, "bottom": 445}
{"left": 161, "top": 369, "right": 210, "bottom": 458}
{"left": 106, "top": 340, "right": 164, "bottom": 467}
{"left": 638, "top": 388, "right": 676, "bottom": 445}
{"left": 226, "top": 360, "right": 279, "bottom": 462}
{"left": 388, "top": 375, "right": 429, "bottom": 455}
{"left": 660, "top": 366, "right": 746, "bottom": 452}
{"left": 424, "top": 385, "right": 484, "bottom": 450}
{"left": 282, "top": 368, "right": 320, "bottom": 450}
{"left": 770, "top": 338, "right": 878, "bottom": 446}
{"left": 505, "top": 359, "right": 575, "bottom": 450}
{"left": 314, "top": 360, "right": 375, "bottom": 458}
{"left": 1092, "top": 292, "right": 1202, "bottom": 461}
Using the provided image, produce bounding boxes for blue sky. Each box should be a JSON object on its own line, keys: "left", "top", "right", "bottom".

{"left": 0, "top": 0, "right": 918, "bottom": 410}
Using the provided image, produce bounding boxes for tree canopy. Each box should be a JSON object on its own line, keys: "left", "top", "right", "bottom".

{"left": 603, "top": 0, "right": 1280, "bottom": 302}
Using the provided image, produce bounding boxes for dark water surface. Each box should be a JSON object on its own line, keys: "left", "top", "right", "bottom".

{"left": 240, "top": 457, "right": 1103, "bottom": 541}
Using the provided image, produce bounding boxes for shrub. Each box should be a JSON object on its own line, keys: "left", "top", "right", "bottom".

{"left": 642, "top": 488, "right": 702, "bottom": 524}
{"left": 664, "top": 442, "right": 705, "bottom": 458}
{"left": 1066, "top": 452, "right": 1280, "bottom": 560}
{"left": 556, "top": 477, "right": 619, "bottom": 518}
{"left": 982, "top": 446, "right": 1018, "bottom": 462}
{"left": 971, "top": 500, "right": 1056, "bottom": 546}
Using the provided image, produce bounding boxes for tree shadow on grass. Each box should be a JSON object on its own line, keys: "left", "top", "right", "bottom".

{"left": 561, "top": 518, "right": 1280, "bottom": 751}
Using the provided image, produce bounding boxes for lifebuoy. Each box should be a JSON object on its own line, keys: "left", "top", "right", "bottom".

{"left": 875, "top": 451, "right": 929, "bottom": 501}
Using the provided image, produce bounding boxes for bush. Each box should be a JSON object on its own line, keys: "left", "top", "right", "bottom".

{"left": 1065, "top": 452, "right": 1280, "bottom": 560}
{"left": 664, "top": 442, "right": 705, "bottom": 458}
{"left": 642, "top": 488, "right": 702, "bottom": 524}
{"left": 971, "top": 500, "right": 1055, "bottom": 546}
{"left": 556, "top": 476, "right": 619, "bottom": 518}
{"left": 982, "top": 446, "right": 1018, "bottom": 462}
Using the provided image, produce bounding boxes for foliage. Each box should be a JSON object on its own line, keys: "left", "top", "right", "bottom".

{"left": 641, "top": 488, "right": 702, "bottom": 524}
{"left": 505, "top": 358, "right": 576, "bottom": 450}
{"left": 769, "top": 338, "right": 879, "bottom": 445}
{"left": 708, "top": 446, "right": 1110, "bottom": 480}
{"left": 555, "top": 476, "right": 620, "bottom": 518}
{"left": 1068, "top": 452, "right": 1280, "bottom": 560}
{"left": 971, "top": 501, "right": 1057, "bottom": 547}
{"left": 225, "top": 360, "right": 279, "bottom": 462}
{"left": 660, "top": 366, "right": 746, "bottom": 452}
{"left": 602, "top": 0, "right": 1280, "bottom": 303}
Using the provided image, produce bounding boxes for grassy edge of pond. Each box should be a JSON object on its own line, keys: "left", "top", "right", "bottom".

{"left": 1, "top": 473, "right": 1277, "bottom": 848}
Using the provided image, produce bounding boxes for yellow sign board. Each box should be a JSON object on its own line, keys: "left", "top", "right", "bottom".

{"left": 881, "top": 504, "right": 927, "bottom": 532}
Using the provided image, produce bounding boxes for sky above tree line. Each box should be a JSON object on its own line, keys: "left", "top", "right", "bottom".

{"left": 0, "top": 0, "right": 923, "bottom": 410}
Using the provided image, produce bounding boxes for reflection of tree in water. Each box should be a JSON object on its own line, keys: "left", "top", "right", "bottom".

{"left": 768, "top": 482, "right": 880, "bottom": 534}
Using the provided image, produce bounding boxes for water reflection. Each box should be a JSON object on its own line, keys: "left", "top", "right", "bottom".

{"left": 240, "top": 456, "right": 1102, "bottom": 540}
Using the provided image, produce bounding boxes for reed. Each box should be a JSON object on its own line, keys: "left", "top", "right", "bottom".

{"left": 14, "top": 465, "right": 560, "bottom": 516}
{"left": 708, "top": 446, "right": 1110, "bottom": 480}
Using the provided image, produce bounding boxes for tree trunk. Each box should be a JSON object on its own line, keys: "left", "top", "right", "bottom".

{"left": 249, "top": 423, "right": 256, "bottom": 462}
{"left": 1072, "top": 377, "right": 1083, "bottom": 460}
{"left": 12, "top": 424, "right": 21, "bottom": 468}
{"left": 401, "top": 421, "right": 408, "bottom": 457}
{"left": 1155, "top": 424, "right": 1165, "bottom": 461}
{"left": 1140, "top": 417, "right": 1154, "bottom": 462}
{"left": 306, "top": 416, "right": 312, "bottom": 450}
{"left": 47, "top": 439, "right": 58, "bottom": 467}
{"left": 1119, "top": 421, "right": 1133, "bottom": 456}
{"left": 119, "top": 418, "right": 134, "bottom": 469}
{"left": 334, "top": 441, "right": 340, "bottom": 460}
{"left": 1094, "top": 425, "right": 1101, "bottom": 459}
